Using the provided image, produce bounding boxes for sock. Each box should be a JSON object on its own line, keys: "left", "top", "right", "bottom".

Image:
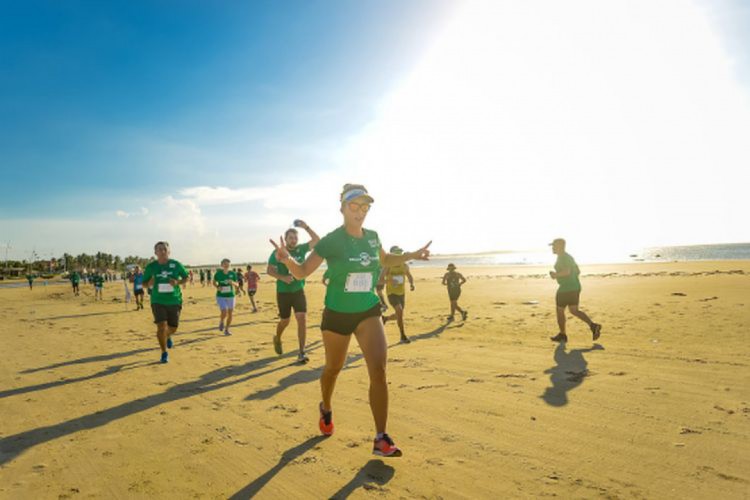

{"left": 376, "top": 432, "right": 385, "bottom": 440}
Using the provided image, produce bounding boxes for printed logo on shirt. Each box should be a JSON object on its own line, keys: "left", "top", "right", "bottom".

{"left": 348, "top": 252, "right": 373, "bottom": 267}
{"left": 369, "top": 239, "right": 379, "bottom": 248}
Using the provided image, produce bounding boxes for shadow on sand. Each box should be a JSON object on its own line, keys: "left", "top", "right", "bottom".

{"left": 329, "top": 459, "right": 395, "bottom": 499}
{"left": 0, "top": 343, "right": 321, "bottom": 466}
{"left": 541, "top": 342, "right": 604, "bottom": 406}
{"left": 228, "top": 435, "right": 328, "bottom": 499}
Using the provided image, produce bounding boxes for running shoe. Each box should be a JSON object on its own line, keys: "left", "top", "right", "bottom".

{"left": 297, "top": 352, "right": 309, "bottom": 364}
{"left": 166, "top": 337, "right": 173, "bottom": 349}
{"left": 218, "top": 322, "right": 224, "bottom": 332}
{"left": 373, "top": 434, "right": 402, "bottom": 457}
{"left": 319, "top": 402, "right": 334, "bottom": 436}
{"left": 592, "top": 323, "right": 602, "bottom": 341}
{"left": 160, "top": 351, "right": 169, "bottom": 363}
{"left": 273, "top": 335, "right": 282, "bottom": 355}
{"left": 400, "top": 336, "right": 411, "bottom": 344}
{"left": 224, "top": 329, "right": 232, "bottom": 336}
{"left": 446, "top": 316, "right": 454, "bottom": 323}
{"left": 461, "top": 310, "right": 468, "bottom": 321}
{"left": 550, "top": 333, "right": 568, "bottom": 342}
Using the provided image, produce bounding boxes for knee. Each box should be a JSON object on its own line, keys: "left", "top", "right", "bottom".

{"left": 323, "top": 363, "right": 343, "bottom": 378}
{"left": 368, "top": 362, "right": 387, "bottom": 384}
{"left": 295, "top": 313, "right": 306, "bottom": 325}
{"left": 278, "top": 318, "right": 291, "bottom": 328}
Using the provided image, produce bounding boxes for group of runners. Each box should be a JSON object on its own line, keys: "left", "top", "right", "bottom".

{"left": 54, "top": 183, "right": 601, "bottom": 459}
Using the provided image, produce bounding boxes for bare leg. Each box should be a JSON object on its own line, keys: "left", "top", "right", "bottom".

{"left": 225, "top": 309, "right": 233, "bottom": 330}
{"left": 354, "top": 316, "right": 389, "bottom": 434}
{"left": 556, "top": 306, "right": 567, "bottom": 334}
{"left": 320, "top": 331, "right": 352, "bottom": 411}
{"left": 156, "top": 322, "right": 169, "bottom": 352}
{"left": 295, "top": 312, "right": 307, "bottom": 354}
{"left": 569, "top": 305, "right": 594, "bottom": 327}
{"left": 276, "top": 318, "right": 290, "bottom": 338}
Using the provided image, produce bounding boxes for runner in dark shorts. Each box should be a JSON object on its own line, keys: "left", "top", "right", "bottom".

{"left": 548, "top": 238, "right": 601, "bottom": 342}
{"left": 267, "top": 221, "right": 320, "bottom": 363}
{"left": 142, "top": 241, "right": 189, "bottom": 363}
{"left": 245, "top": 265, "right": 260, "bottom": 312}
{"left": 442, "top": 264, "right": 467, "bottom": 321}
{"left": 269, "top": 183, "right": 432, "bottom": 457}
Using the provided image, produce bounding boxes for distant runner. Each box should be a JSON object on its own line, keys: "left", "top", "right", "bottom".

{"left": 93, "top": 271, "right": 104, "bottom": 300}
{"left": 142, "top": 241, "right": 189, "bottom": 363}
{"left": 270, "top": 183, "right": 432, "bottom": 458}
{"left": 214, "top": 259, "right": 237, "bottom": 336}
{"left": 245, "top": 265, "right": 260, "bottom": 313}
{"left": 267, "top": 221, "right": 320, "bottom": 363}
{"left": 69, "top": 269, "right": 81, "bottom": 296}
{"left": 442, "top": 263, "right": 467, "bottom": 322}
{"left": 548, "top": 238, "right": 602, "bottom": 342}
{"left": 130, "top": 265, "right": 145, "bottom": 310}
{"left": 382, "top": 246, "right": 414, "bottom": 343}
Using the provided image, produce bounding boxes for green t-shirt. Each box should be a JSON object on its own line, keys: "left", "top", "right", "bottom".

{"left": 143, "top": 259, "right": 189, "bottom": 305}
{"left": 69, "top": 272, "right": 80, "bottom": 284}
{"left": 268, "top": 242, "right": 311, "bottom": 293}
{"left": 555, "top": 253, "right": 581, "bottom": 292}
{"left": 214, "top": 269, "right": 237, "bottom": 297}
{"left": 313, "top": 226, "right": 382, "bottom": 313}
{"left": 92, "top": 274, "right": 104, "bottom": 287}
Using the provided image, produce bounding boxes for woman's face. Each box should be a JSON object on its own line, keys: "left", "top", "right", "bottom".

{"left": 342, "top": 196, "right": 371, "bottom": 227}
{"left": 155, "top": 244, "right": 170, "bottom": 260}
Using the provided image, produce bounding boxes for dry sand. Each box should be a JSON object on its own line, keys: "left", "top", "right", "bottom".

{"left": 0, "top": 261, "right": 748, "bottom": 499}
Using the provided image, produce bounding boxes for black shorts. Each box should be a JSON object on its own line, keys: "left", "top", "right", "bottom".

{"left": 277, "top": 290, "right": 307, "bottom": 319}
{"left": 321, "top": 304, "right": 382, "bottom": 336}
{"left": 387, "top": 293, "right": 405, "bottom": 308}
{"left": 556, "top": 290, "right": 581, "bottom": 308}
{"left": 134, "top": 288, "right": 144, "bottom": 296}
{"left": 151, "top": 303, "right": 182, "bottom": 327}
{"left": 248, "top": 289, "right": 257, "bottom": 297}
{"left": 71, "top": 282, "right": 79, "bottom": 288}
{"left": 448, "top": 288, "right": 461, "bottom": 301}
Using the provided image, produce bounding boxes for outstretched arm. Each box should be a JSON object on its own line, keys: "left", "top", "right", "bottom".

{"left": 270, "top": 237, "right": 324, "bottom": 279}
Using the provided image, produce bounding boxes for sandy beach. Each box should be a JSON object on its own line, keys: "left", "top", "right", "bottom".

{"left": 1, "top": 261, "right": 748, "bottom": 499}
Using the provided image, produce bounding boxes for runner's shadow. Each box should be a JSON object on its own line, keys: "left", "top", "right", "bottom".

{"left": 0, "top": 348, "right": 312, "bottom": 466}
{"left": 1, "top": 361, "right": 150, "bottom": 399}
{"left": 541, "top": 342, "right": 604, "bottom": 407}
{"left": 18, "top": 334, "right": 218, "bottom": 374}
{"left": 35, "top": 310, "right": 132, "bottom": 321}
{"left": 244, "top": 352, "right": 363, "bottom": 401}
{"left": 228, "top": 435, "right": 327, "bottom": 499}
{"left": 329, "top": 459, "right": 395, "bottom": 499}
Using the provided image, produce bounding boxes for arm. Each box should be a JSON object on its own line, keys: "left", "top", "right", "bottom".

{"left": 549, "top": 268, "right": 571, "bottom": 279}
{"left": 297, "top": 221, "right": 321, "bottom": 250}
{"left": 378, "top": 267, "right": 388, "bottom": 286}
{"left": 442, "top": 273, "right": 448, "bottom": 286}
{"left": 270, "top": 237, "right": 324, "bottom": 279}
{"left": 406, "top": 264, "right": 415, "bottom": 291}
{"left": 267, "top": 264, "right": 293, "bottom": 284}
{"left": 379, "top": 240, "right": 431, "bottom": 267}
{"left": 459, "top": 273, "right": 467, "bottom": 285}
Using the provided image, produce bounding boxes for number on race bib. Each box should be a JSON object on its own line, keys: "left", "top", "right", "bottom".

{"left": 158, "top": 283, "right": 174, "bottom": 293}
{"left": 220, "top": 286, "right": 232, "bottom": 293}
{"left": 392, "top": 276, "right": 405, "bottom": 285}
{"left": 345, "top": 272, "right": 373, "bottom": 293}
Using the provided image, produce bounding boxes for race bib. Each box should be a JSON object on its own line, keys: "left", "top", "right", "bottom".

{"left": 158, "top": 283, "right": 174, "bottom": 293}
{"left": 220, "top": 286, "right": 232, "bottom": 293}
{"left": 392, "top": 276, "right": 405, "bottom": 285}
{"left": 345, "top": 272, "right": 373, "bottom": 293}
{"left": 134, "top": 284, "right": 143, "bottom": 290}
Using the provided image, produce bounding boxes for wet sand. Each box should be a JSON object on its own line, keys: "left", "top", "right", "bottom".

{"left": 1, "top": 261, "right": 748, "bottom": 498}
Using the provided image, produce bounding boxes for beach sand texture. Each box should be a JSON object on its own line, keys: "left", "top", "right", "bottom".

{"left": 1, "top": 261, "right": 748, "bottom": 499}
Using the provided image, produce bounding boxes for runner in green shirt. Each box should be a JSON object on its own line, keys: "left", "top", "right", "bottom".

{"left": 269, "top": 183, "right": 432, "bottom": 458}
{"left": 213, "top": 258, "right": 238, "bottom": 336}
{"left": 92, "top": 271, "right": 105, "bottom": 301}
{"left": 267, "top": 220, "right": 320, "bottom": 363}
{"left": 69, "top": 269, "right": 81, "bottom": 296}
{"left": 548, "top": 238, "right": 602, "bottom": 342}
{"left": 25, "top": 273, "right": 34, "bottom": 290}
{"left": 142, "top": 241, "right": 189, "bottom": 363}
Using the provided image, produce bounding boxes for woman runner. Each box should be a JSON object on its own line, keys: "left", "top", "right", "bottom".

{"left": 270, "top": 183, "right": 431, "bottom": 457}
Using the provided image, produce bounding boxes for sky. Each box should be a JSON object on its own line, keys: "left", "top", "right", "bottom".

{"left": 1, "top": 0, "right": 749, "bottom": 265}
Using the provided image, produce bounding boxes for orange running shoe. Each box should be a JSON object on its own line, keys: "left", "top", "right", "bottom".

{"left": 373, "top": 434, "right": 402, "bottom": 457}
{"left": 319, "top": 402, "right": 333, "bottom": 436}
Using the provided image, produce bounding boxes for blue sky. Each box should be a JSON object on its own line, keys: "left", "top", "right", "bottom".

{"left": 1, "top": 0, "right": 749, "bottom": 264}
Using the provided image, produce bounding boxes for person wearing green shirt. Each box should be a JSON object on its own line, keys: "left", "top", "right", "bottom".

{"left": 267, "top": 220, "right": 320, "bottom": 363}
{"left": 213, "top": 258, "right": 238, "bottom": 336}
{"left": 92, "top": 271, "right": 105, "bottom": 301}
{"left": 25, "top": 273, "right": 34, "bottom": 290}
{"left": 199, "top": 269, "right": 205, "bottom": 287}
{"left": 549, "top": 238, "right": 602, "bottom": 342}
{"left": 270, "top": 183, "right": 431, "bottom": 458}
{"left": 69, "top": 269, "right": 81, "bottom": 296}
{"left": 142, "top": 241, "right": 189, "bottom": 363}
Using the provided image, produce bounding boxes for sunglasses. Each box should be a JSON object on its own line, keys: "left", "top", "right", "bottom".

{"left": 347, "top": 201, "right": 371, "bottom": 213}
